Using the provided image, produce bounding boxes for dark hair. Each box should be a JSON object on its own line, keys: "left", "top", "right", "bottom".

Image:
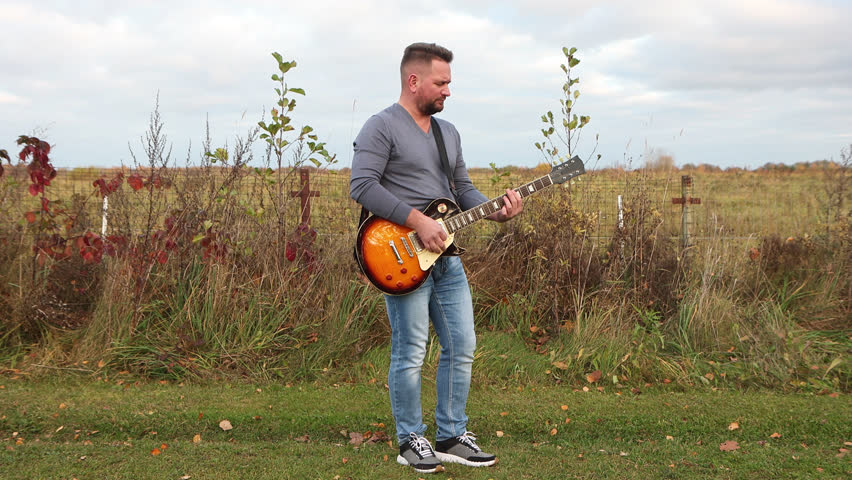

{"left": 400, "top": 42, "right": 453, "bottom": 75}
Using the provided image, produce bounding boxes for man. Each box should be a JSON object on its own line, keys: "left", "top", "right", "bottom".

{"left": 350, "top": 42, "right": 523, "bottom": 474}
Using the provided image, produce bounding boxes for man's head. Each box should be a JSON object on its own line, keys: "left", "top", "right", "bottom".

{"left": 400, "top": 42, "right": 453, "bottom": 116}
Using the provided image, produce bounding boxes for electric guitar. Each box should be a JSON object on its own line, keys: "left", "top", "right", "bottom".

{"left": 354, "top": 156, "right": 586, "bottom": 295}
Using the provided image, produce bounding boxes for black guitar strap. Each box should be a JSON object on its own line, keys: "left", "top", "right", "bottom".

{"left": 430, "top": 116, "right": 457, "bottom": 198}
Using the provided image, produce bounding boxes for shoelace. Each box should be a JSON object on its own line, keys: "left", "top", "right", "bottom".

{"left": 408, "top": 433, "right": 435, "bottom": 458}
{"left": 456, "top": 431, "right": 481, "bottom": 452}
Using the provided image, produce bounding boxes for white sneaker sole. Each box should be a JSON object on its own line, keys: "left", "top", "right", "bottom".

{"left": 396, "top": 454, "right": 445, "bottom": 473}
{"left": 435, "top": 451, "right": 498, "bottom": 467}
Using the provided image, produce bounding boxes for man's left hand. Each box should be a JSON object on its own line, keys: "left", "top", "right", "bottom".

{"left": 490, "top": 188, "right": 523, "bottom": 222}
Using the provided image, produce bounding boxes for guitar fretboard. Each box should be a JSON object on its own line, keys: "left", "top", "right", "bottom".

{"left": 444, "top": 174, "right": 554, "bottom": 234}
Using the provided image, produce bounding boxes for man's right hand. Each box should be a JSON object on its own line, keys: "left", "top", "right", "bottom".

{"left": 405, "top": 208, "right": 448, "bottom": 253}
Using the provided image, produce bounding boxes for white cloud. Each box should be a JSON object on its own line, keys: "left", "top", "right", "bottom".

{"left": 0, "top": 91, "right": 28, "bottom": 105}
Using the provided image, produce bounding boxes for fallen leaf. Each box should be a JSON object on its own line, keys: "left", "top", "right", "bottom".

{"left": 550, "top": 428, "right": 558, "bottom": 436}
{"left": 552, "top": 361, "right": 569, "bottom": 370}
{"left": 561, "top": 405, "right": 568, "bottom": 411}
{"left": 151, "top": 448, "right": 161, "bottom": 456}
{"left": 499, "top": 411, "right": 509, "bottom": 417}
{"left": 180, "top": 476, "right": 191, "bottom": 480}
{"left": 586, "top": 370, "right": 602, "bottom": 383}
{"left": 341, "top": 458, "right": 348, "bottom": 464}
{"left": 59, "top": 403, "right": 67, "bottom": 409}
{"left": 728, "top": 422, "right": 740, "bottom": 431}
{"left": 719, "top": 440, "right": 740, "bottom": 452}
{"left": 496, "top": 431, "right": 504, "bottom": 437}
{"left": 770, "top": 432, "right": 781, "bottom": 439}
{"left": 349, "top": 432, "right": 365, "bottom": 447}
{"left": 666, "top": 435, "right": 674, "bottom": 440}
{"left": 294, "top": 435, "right": 310, "bottom": 443}
{"left": 219, "top": 420, "right": 233, "bottom": 431}
{"left": 565, "top": 418, "right": 571, "bottom": 424}
{"left": 192, "top": 434, "right": 201, "bottom": 444}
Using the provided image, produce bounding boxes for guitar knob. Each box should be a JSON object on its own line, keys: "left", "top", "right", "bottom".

{"left": 396, "top": 281, "right": 404, "bottom": 288}
{"left": 400, "top": 268, "right": 407, "bottom": 274}
{"left": 411, "top": 275, "right": 418, "bottom": 282}
{"left": 386, "top": 274, "right": 393, "bottom": 281}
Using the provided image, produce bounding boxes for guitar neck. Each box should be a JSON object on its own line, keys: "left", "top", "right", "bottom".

{"left": 444, "top": 174, "right": 554, "bottom": 234}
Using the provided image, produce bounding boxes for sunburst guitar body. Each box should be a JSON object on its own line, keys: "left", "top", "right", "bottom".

{"left": 355, "top": 198, "right": 459, "bottom": 295}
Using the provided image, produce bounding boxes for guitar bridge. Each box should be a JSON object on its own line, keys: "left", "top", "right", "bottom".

{"left": 408, "top": 232, "right": 424, "bottom": 252}
{"left": 389, "top": 240, "right": 404, "bottom": 265}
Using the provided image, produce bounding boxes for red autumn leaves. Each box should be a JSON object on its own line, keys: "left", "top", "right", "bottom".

{"left": 17, "top": 136, "right": 56, "bottom": 197}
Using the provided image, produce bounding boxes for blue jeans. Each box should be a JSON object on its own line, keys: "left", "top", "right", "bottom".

{"left": 384, "top": 256, "right": 476, "bottom": 444}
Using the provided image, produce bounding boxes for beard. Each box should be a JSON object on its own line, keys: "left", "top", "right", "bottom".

{"left": 418, "top": 96, "right": 445, "bottom": 116}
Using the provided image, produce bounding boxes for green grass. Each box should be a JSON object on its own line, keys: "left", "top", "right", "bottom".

{"left": 1, "top": 377, "right": 849, "bottom": 479}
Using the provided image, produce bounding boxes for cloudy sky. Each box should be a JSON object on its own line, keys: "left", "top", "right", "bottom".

{"left": 1, "top": 0, "right": 851, "bottom": 170}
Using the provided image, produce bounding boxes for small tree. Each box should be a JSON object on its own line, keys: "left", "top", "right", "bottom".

{"left": 535, "top": 47, "right": 599, "bottom": 166}
{"left": 256, "top": 52, "right": 337, "bottom": 255}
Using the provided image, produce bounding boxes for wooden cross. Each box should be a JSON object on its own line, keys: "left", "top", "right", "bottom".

{"left": 672, "top": 175, "right": 701, "bottom": 206}
{"left": 673, "top": 175, "right": 701, "bottom": 251}
{"left": 290, "top": 168, "right": 320, "bottom": 225}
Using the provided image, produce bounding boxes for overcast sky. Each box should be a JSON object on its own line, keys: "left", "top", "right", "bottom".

{"left": 2, "top": 0, "right": 851, "bottom": 170}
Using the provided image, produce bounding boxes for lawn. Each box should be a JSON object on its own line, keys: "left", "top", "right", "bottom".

{"left": 1, "top": 377, "right": 849, "bottom": 479}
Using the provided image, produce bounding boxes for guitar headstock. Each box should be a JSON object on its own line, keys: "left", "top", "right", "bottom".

{"left": 550, "top": 156, "right": 586, "bottom": 184}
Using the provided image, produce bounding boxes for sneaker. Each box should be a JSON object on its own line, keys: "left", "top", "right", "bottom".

{"left": 397, "top": 432, "right": 445, "bottom": 474}
{"left": 435, "top": 431, "right": 497, "bottom": 467}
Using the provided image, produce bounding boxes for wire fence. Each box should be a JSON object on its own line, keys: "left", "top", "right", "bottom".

{"left": 1, "top": 165, "right": 832, "bottom": 249}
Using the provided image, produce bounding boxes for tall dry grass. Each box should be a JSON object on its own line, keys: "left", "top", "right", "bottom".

{"left": 1, "top": 131, "right": 849, "bottom": 391}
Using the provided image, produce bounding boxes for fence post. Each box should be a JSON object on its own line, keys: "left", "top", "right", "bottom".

{"left": 617, "top": 194, "right": 624, "bottom": 259}
{"left": 101, "top": 196, "right": 109, "bottom": 236}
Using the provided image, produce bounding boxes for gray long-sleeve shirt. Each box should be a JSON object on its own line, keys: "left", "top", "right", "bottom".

{"left": 349, "top": 103, "right": 488, "bottom": 225}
